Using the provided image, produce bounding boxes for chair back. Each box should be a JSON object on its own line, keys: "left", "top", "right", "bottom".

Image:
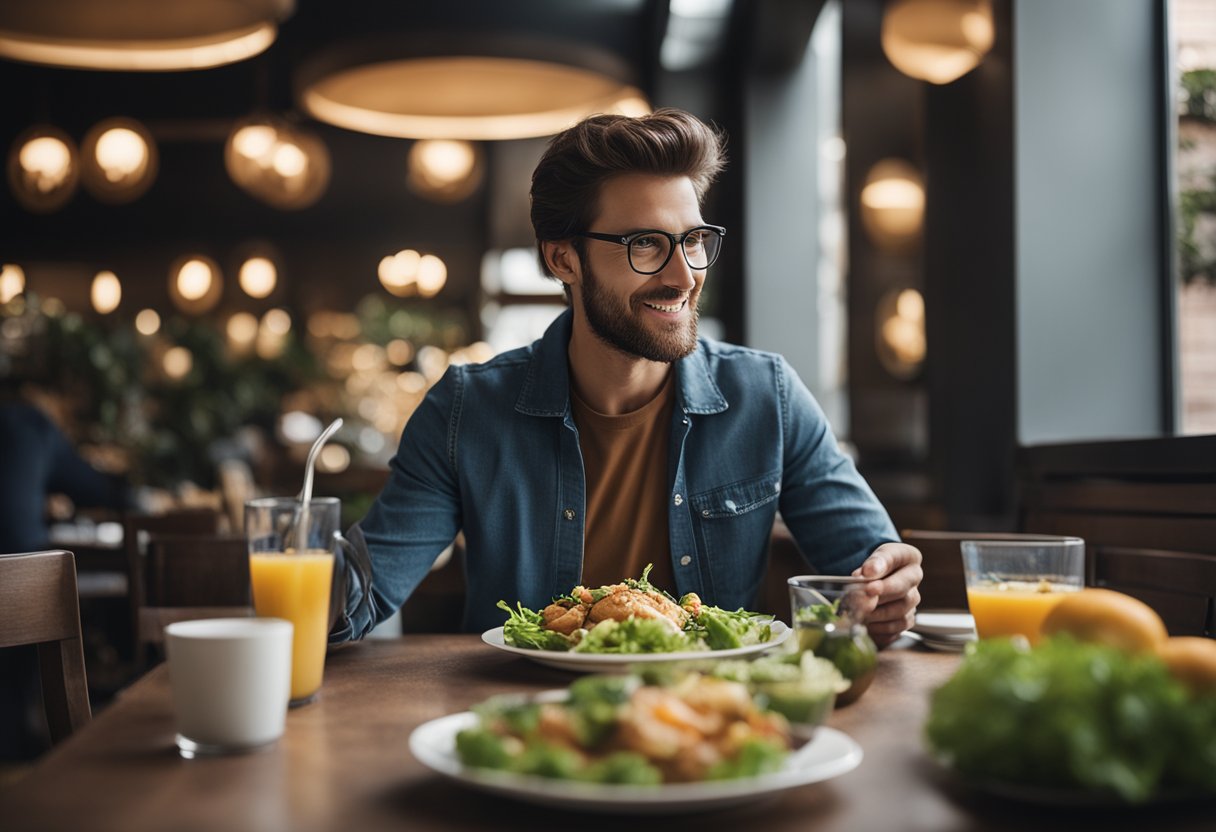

{"left": 138, "top": 534, "right": 253, "bottom": 648}
{"left": 1089, "top": 545, "right": 1216, "bottom": 636}
{"left": 122, "top": 510, "right": 224, "bottom": 650}
{"left": 0, "top": 550, "right": 91, "bottom": 743}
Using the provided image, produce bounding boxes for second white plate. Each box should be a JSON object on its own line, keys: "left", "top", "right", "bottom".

{"left": 410, "top": 709, "right": 862, "bottom": 813}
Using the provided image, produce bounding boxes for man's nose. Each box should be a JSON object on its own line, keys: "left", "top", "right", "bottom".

{"left": 659, "top": 249, "right": 697, "bottom": 291}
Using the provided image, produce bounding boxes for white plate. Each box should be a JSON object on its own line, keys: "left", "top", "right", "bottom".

{"left": 481, "top": 621, "right": 792, "bottom": 672}
{"left": 912, "top": 612, "right": 976, "bottom": 639}
{"left": 409, "top": 709, "right": 862, "bottom": 813}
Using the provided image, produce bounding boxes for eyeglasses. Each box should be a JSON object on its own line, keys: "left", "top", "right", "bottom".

{"left": 575, "top": 225, "right": 726, "bottom": 275}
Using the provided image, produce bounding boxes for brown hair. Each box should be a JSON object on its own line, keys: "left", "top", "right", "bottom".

{"left": 530, "top": 108, "right": 726, "bottom": 278}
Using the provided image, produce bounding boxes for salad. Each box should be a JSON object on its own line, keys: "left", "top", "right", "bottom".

{"left": 925, "top": 635, "right": 1216, "bottom": 803}
{"left": 496, "top": 565, "right": 775, "bottom": 654}
{"left": 455, "top": 672, "right": 790, "bottom": 784}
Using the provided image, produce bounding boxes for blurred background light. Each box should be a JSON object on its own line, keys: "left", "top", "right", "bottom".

{"left": 881, "top": 0, "right": 994, "bottom": 85}
{"left": 0, "top": 264, "right": 26, "bottom": 303}
{"left": 169, "top": 254, "right": 223, "bottom": 314}
{"left": 406, "top": 139, "right": 483, "bottom": 203}
{"left": 81, "top": 117, "right": 157, "bottom": 203}
{"left": 225, "top": 117, "right": 331, "bottom": 209}
{"left": 239, "top": 256, "right": 278, "bottom": 298}
{"left": 134, "top": 308, "right": 160, "bottom": 335}
{"left": 860, "top": 158, "right": 925, "bottom": 250}
{"left": 0, "top": 0, "right": 293, "bottom": 71}
{"left": 7, "top": 126, "right": 79, "bottom": 212}
{"left": 90, "top": 270, "right": 122, "bottom": 314}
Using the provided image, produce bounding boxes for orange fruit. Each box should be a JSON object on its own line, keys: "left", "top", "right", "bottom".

{"left": 1157, "top": 637, "right": 1216, "bottom": 696}
{"left": 1039, "top": 588, "right": 1168, "bottom": 653}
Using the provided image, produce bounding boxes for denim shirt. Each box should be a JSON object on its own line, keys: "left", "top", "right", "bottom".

{"left": 331, "top": 309, "right": 897, "bottom": 641}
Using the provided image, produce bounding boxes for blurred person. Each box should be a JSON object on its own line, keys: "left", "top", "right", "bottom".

{"left": 331, "top": 109, "right": 922, "bottom": 644}
{"left": 0, "top": 382, "right": 133, "bottom": 762}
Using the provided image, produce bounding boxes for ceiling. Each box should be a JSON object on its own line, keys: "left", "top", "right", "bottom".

{"left": 0, "top": 1, "right": 670, "bottom": 280}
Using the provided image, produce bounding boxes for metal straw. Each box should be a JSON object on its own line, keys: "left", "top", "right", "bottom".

{"left": 285, "top": 417, "right": 343, "bottom": 551}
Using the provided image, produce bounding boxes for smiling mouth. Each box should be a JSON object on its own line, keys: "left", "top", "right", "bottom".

{"left": 642, "top": 298, "right": 686, "bottom": 314}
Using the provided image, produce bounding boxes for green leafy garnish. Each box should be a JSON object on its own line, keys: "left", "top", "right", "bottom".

{"left": 925, "top": 635, "right": 1216, "bottom": 802}
{"left": 497, "top": 600, "right": 570, "bottom": 651}
{"left": 572, "top": 618, "right": 693, "bottom": 654}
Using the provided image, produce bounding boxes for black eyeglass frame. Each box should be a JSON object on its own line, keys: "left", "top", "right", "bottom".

{"left": 575, "top": 224, "right": 726, "bottom": 275}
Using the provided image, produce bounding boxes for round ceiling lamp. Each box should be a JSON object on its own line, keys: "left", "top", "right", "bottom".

{"left": 0, "top": 0, "right": 293, "bottom": 71}
{"left": 81, "top": 117, "right": 158, "bottom": 203}
{"left": 168, "top": 254, "right": 223, "bottom": 314}
{"left": 297, "top": 35, "right": 650, "bottom": 140}
{"left": 407, "top": 139, "right": 484, "bottom": 203}
{"left": 881, "top": 0, "right": 994, "bottom": 85}
{"left": 225, "top": 117, "right": 331, "bottom": 209}
{"left": 7, "top": 126, "right": 79, "bottom": 213}
{"left": 860, "top": 158, "right": 925, "bottom": 251}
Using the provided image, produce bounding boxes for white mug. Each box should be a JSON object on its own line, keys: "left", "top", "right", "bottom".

{"left": 165, "top": 617, "right": 293, "bottom": 758}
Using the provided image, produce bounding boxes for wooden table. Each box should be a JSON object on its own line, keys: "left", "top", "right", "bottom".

{"left": 0, "top": 637, "right": 1209, "bottom": 831}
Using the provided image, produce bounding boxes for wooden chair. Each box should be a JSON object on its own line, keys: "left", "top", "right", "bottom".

{"left": 137, "top": 534, "right": 252, "bottom": 663}
{"left": 1088, "top": 545, "right": 1216, "bottom": 637}
{"left": 0, "top": 550, "right": 91, "bottom": 743}
{"left": 122, "top": 510, "right": 224, "bottom": 655}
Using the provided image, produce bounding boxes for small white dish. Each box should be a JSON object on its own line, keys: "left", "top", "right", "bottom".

{"left": 912, "top": 611, "right": 976, "bottom": 639}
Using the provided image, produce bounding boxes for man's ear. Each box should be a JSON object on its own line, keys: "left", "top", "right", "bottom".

{"left": 542, "top": 240, "right": 580, "bottom": 286}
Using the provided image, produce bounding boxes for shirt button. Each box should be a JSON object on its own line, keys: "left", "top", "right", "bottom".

{"left": 701, "top": 509, "right": 710, "bottom": 517}
{"left": 563, "top": 508, "right": 576, "bottom": 520}
{"left": 673, "top": 494, "right": 683, "bottom": 506}
{"left": 679, "top": 555, "right": 692, "bottom": 566}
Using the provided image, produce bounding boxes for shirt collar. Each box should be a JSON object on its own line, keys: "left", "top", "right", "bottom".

{"left": 515, "top": 307, "right": 728, "bottom": 417}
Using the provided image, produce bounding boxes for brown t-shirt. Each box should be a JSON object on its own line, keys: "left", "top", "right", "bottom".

{"left": 570, "top": 373, "right": 677, "bottom": 593}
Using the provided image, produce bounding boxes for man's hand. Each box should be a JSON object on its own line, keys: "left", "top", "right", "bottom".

{"left": 852, "top": 542, "right": 923, "bottom": 647}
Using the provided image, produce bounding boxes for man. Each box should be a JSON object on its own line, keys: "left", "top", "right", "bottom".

{"left": 332, "top": 108, "right": 921, "bottom": 646}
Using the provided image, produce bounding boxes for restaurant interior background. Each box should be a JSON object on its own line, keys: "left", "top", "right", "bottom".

{"left": 1, "top": 0, "right": 1214, "bottom": 720}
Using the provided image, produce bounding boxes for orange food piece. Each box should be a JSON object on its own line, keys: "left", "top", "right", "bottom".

{"left": 1039, "top": 588, "right": 1167, "bottom": 653}
{"left": 1157, "top": 636, "right": 1216, "bottom": 696}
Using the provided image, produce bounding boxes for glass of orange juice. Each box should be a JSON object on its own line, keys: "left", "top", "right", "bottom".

{"left": 961, "top": 537, "right": 1085, "bottom": 645}
{"left": 245, "top": 496, "right": 347, "bottom": 706}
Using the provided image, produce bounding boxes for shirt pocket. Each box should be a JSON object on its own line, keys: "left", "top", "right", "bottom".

{"left": 689, "top": 470, "right": 782, "bottom": 605}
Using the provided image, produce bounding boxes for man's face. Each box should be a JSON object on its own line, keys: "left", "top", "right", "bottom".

{"left": 572, "top": 174, "right": 707, "bottom": 363}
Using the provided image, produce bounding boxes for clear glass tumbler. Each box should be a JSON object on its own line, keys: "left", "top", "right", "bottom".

{"left": 245, "top": 496, "right": 349, "bottom": 706}
{"left": 788, "top": 575, "right": 879, "bottom": 706}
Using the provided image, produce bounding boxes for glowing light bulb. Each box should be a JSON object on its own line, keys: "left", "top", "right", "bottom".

{"left": 177, "top": 259, "right": 213, "bottom": 301}
{"left": 90, "top": 271, "right": 122, "bottom": 314}
{"left": 239, "top": 257, "right": 277, "bottom": 298}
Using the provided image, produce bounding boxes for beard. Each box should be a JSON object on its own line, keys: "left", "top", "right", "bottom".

{"left": 579, "top": 258, "right": 700, "bottom": 363}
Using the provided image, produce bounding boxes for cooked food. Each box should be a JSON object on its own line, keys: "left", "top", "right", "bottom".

{"left": 496, "top": 565, "right": 774, "bottom": 654}
{"left": 1039, "top": 588, "right": 1168, "bottom": 653}
{"left": 455, "top": 672, "right": 791, "bottom": 784}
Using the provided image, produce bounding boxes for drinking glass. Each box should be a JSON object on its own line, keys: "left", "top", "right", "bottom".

{"left": 788, "top": 575, "right": 879, "bottom": 706}
{"left": 245, "top": 496, "right": 350, "bottom": 706}
{"left": 960, "top": 537, "right": 1085, "bottom": 644}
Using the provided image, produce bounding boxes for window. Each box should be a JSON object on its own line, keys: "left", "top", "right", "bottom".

{"left": 1173, "top": 0, "right": 1216, "bottom": 434}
